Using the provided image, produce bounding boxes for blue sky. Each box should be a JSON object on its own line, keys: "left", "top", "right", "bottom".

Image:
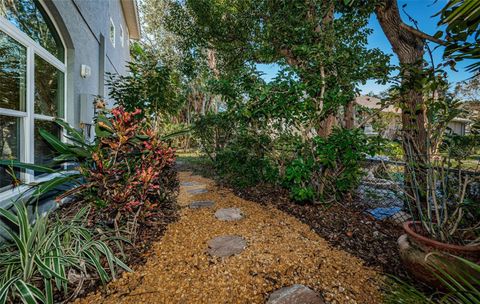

{"left": 257, "top": 0, "right": 477, "bottom": 94}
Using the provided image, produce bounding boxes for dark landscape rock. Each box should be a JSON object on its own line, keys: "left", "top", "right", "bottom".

{"left": 206, "top": 235, "right": 246, "bottom": 257}
{"left": 181, "top": 181, "right": 203, "bottom": 187}
{"left": 215, "top": 208, "right": 244, "bottom": 221}
{"left": 187, "top": 188, "right": 208, "bottom": 194}
{"left": 267, "top": 285, "right": 325, "bottom": 304}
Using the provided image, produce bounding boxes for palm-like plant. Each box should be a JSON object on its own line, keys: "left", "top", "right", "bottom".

{"left": 440, "top": 0, "right": 480, "bottom": 73}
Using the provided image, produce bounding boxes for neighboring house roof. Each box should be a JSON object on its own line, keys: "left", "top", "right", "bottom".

{"left": 355, "top": 95, "right": 472, "bottom": 125}
{"left": 451, "top": 117, "right": 472, "bottom": 123}
{"left": 120, "top": 0, "right": 141, "bottom": 40}
{"left": 354, "top": 96, "right": 401, "bottom": 114}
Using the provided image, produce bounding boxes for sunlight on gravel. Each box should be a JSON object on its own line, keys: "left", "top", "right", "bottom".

{"left": 75, "top": 171, "right": 383, "bottom": 304}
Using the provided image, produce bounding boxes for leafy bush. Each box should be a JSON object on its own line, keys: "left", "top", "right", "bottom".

{"left": 215, "top": 132, "right": 279, "bottom": 188}
{"left": 107, "top": 43, "right": 182, "bottom": 117}
{"left": 194, "top": 108, "right": 377, "bottom": 202}
{"left": 1, "top": 106, "right": 179, "bottom": 223}
{"left": 314, "top": 128, "right": 377, "bottom": 200}
{"left": 282, "top": 129, "right": 377, "bottom": 203}
{"left": 283, "top": 157, "right": 315, "bottom": 202}
{"left": 0, "top": 203, "right": 130, "bottom": 304}
{"left": 441, "top": 133, "right": 479, "bottom": 163}
{"left": 379, "top": 140, "right": 404, "bottom": 161}
{"left": 193, "top": 112, "right": 235, "bottom": 161}
{"left": 193, "top": 112, "right": 279, "bottom": 188}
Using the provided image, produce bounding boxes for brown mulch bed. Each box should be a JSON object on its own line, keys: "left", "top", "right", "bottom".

{"left": 231, "top": 183, "right": 408, "bottom": 278}
{"left": 178, "top": 158, "right": 407, "bottom": 278}
{"left": 75, "top": 172, "right": 384, "bottom": 304}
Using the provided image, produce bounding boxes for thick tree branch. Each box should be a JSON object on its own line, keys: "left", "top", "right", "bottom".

{"left": 399, "top": 23, "right": 446, "bottom": 46}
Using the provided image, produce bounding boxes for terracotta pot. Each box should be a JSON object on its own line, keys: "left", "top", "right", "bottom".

{"left": 403, "top": 221, "right": 480, "bottom": 260}
{"left": 398, "top": 221, "right": 480, "bottom": 287}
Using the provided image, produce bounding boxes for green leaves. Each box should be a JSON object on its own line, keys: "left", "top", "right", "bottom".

{"left": 0, "top": 160, "right": 57, "bottom": 174}
{"left": 38, "top": 128, "right": 69, "bottom": 155}
{"left": 0, "top": 278, "right": 17, "bottom": 304}
{"left": 14, "top": 280, "right": 45, "bottom": 304}
{"left": 440, "top": 0, "right": 480, "bottom": 72}
{"left": 431, "top": 255, "right": 480, "bottom": 304}
{"left": 106, "top": 47, "right": 183, "bottom": 118}
{"left": 0, "top": 204, "right": 130, "bottom": 303}
{"left": 440, "top": 0, "right": 480, "bottom": 25}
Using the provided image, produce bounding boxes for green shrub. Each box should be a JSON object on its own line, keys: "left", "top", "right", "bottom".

{"left": 281, "top": 128, "right": 377, "bottom": 203}
{"left": 0, "top": 203, "right": 130, "bottom": 304}
{"left": 283, "top": 157, "right": 315, "bottom": 202}
{"left": 314, "top": 128, "right": 377, "bottom": 199}
{"left": 193, "top": 112, "right": 235, "bottom": 161}
{"left": 194, "top": 110, "right": 377, "bottom": 202}
{"left": 215, "top": 132, "right": 278, "bottom": 188}
{"left": 106, "top": 43, "right": 182, "bottom": 118}
{"left": 379, "top": 140, "right": 404, "bottom": 161}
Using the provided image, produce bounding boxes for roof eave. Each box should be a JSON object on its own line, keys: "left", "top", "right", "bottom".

{"left": 121, "top": 0, "right": 141, "bottom": 40}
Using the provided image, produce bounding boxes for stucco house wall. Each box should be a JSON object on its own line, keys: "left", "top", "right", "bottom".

{"left": 44, "top": 0, "right": 138, "bottom": 130}
{"left": 0, "top": 0, "right": 140, "bottom": 209}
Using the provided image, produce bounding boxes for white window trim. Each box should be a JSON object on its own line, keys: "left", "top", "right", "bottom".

{"left": 0, "top": 4, "right": 68, "bottom": 202}
{"left": 120, "top": 24, "right": 124, "bottom": 48}
{"left": 125, "top": 26, "right": 129, "bottom": 49}
{"left": 110, "top": 18, "right": 116, "bottom": 48}
{"left": 0, "top": 170, "right": 77, "bottom": 209}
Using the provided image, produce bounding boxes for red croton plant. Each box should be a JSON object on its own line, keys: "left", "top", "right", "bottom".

{"left": 83, "top": 106, "right": 178, "bottom": 222}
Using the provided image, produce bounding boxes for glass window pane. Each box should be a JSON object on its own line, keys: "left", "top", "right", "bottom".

{"left": 0, "top": 116, "right": 20, "bottom": 190}
{"left": 0, "top": 30, "right": 26, "bottom": 111}
{"left": 34, "top": 55, "right": 64, "bottom": 117}
{"left": 0, "top": 0, "right": 64, "bottom": 61}
{"left": 34, "top": 119, "right": 61, "bottom": 176}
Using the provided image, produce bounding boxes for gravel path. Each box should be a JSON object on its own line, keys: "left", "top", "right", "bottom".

{"left": 75, "top": 171, "right": 383, "bottom": 304}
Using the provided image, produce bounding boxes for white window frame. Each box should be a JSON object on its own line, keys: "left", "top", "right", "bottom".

{"left": 0, "top": 4, "right": 67, "bottom": 202}
{"left": 110, "top": 18, "right": 116, "bottom": 48}
{"left": 125, "top": 26, "right": 130, "bottom": 49}
{"left": 119, "top": 24, "right": 124, "bottom": 48}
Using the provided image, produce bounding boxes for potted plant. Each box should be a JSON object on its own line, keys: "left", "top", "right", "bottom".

{"left": 397, "top": 134, "right": 480, "bottom": 287}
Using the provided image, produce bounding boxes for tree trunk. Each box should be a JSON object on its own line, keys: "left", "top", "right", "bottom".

{"left": 318, "top": 114, "right": 337, "bottom": 138}
{"left": 344, "top": 100, "right": 355, "bottom": 129}
{"left": 278, "top": 1, "right": 337, "bottom": 139}
{"left": 375, "top": 0, "right": 429, "bottom": 203}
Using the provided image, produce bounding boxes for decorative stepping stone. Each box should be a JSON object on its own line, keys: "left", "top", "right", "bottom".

{"left": 181, "top": 181, "right": 203, "bottom": 187}
{"left": 267, "top": 285, "right": 325, "bottom": 304}
{"left": 206, "top": 235, "right": 246, "bottom": 257}
{"left": 215, "top": 208, "right": 244, "bottom": 221}
{"left": 187, "top": 188, "right": 208, "bottom": 194}
{"left": 189, "top": 201, "right": 215, "bottom": 209}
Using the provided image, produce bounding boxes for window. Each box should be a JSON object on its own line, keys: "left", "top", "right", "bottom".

{"left": 0, "top": 0, "right": 64, "bottom": 60}
{"left": 109, "top": 18, "right": 115, "bottom": 47}
{"left": 119, "top": 24, "right": 124, "bottom": 48}
{"left": 0, "top": 0, "right": 65, "bottom": 194}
